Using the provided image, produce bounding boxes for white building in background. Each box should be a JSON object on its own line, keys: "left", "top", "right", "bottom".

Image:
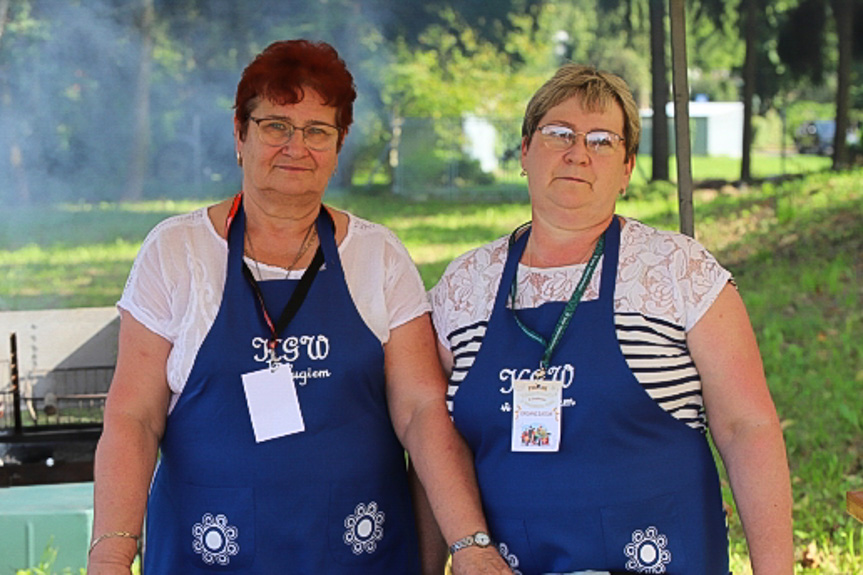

{"left": 640, "top": 101, "right": 744, "bottom": 157}
{"left": 462, "top": 114, "right": 499, "bottom": 172}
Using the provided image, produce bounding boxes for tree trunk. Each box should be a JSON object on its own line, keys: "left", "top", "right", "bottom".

{"left": 0, "top": 0, "right": 9, "bottom": 43}
{"left": 124, "top": 0, "right": 155, "bottom": 201}
{"left": 832, "top": 0, "right": 853, "bottom": 170}
{"left": 740, "top": 0, "right": 758, "bottom": 183}
{"left": 329, "top": 0, "right": 364, "bottom": 193}
{"left": 1, "top": 0, "right": 32, "bottom": 206}
{"left": 650, "top": 0, "right": 670, "bottom": 182}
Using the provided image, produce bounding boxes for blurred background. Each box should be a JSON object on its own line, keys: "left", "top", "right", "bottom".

{"left": 0, "top": 2, "right": 861, "bottom": 572}
{"left": 0, "top": 0, "right": 860, "bottom": 205}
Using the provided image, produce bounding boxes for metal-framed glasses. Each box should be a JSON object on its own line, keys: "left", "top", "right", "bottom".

{"left": 537, "top": 124, "right": 624, "bottom": 156}
{"left": 250, "top": 117, "right": 341, "bottom": 151}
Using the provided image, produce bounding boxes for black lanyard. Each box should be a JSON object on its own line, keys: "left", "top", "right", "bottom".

{"left": 239, "top": 207, "right": 334, "bottom": 363}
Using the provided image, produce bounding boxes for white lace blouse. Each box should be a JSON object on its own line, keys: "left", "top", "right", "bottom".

{"left": 429, "top": 217, "right": 732, "bottom": 430}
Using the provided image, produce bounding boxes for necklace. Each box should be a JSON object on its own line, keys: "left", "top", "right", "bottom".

{"left": 245, "top": 219, "right": 317, "bottom": 281}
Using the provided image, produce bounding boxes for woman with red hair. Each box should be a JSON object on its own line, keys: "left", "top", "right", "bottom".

{"left": 89, "top": 40, "right": 509, "bottom": 574}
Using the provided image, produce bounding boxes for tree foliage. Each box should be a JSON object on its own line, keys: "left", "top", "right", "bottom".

{"left": 0, "top": 0, "right": 857, "bottom": 205}
{"left": 777, "top": 0, "right": 830, "bottom": 84}
{"left": 776, "top": 0, "right": 861, "bottom": 168}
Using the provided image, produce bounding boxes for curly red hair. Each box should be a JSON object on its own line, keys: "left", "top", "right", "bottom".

{"left": 234, "top": 40, "right": 356, "bottom": 149}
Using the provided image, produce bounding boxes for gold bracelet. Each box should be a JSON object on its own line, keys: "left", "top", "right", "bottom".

{"left": 88, "top": 531, "right": 141, "bottom": 555}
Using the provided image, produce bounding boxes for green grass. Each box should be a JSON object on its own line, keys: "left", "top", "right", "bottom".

{"left": 0, "top": 201, "right": 210, "bottom": 310}
{"left": 3, "top": 169, "right": 861, "bottom": 573}
{"left": 629, "top": 151, "right": 832, "bottom": 186}
{"left": 709, "top": 172, "right": 862, "bottom": 574}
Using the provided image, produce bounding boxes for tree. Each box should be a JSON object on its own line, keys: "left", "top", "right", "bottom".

{"left": 649, "top": 0, "right": 669, "bottom": 181}
{"left": 125, "top": 0, "right": 155, "bottom": 201}
{"left": 734, "top": 0, "right": 795, "bottom": 181}
{"left": 778, "top": 0, "right": 861, "bottom": 170}
{"left": 740, "top": 0, "right": 759, "bottom": 183}
{"left": 369, "top": 0, "right": 544, "bottom": 57}
{"left": 596, "top": 0, "right": 670, "bottom": 181}
{"left": 0, "top": 0, "right": 33, "bottom": 204}
{"left": 692, "top": 0, "right": 792, "bottom": 183}
{"left": 0, "top": 0, "right": 8, "bottom": 43}
{"left": 832, "top": 0, "right": 854, "bottom": 169}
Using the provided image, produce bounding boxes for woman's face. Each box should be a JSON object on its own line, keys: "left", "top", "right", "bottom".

{"left": 521, "top": 95, "right": 634, "bottom": 227}
{"left": 235, "top": 90, "right": 339, "bottom": 204}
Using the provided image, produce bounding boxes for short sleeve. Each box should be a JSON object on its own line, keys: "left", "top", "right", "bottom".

{"left": 117, "top": 221, "right": 178, "bottom": 342}
{"left": 429, "top": 265, "right": 455, "bottom": 350}
{"left": 674, "top": 237, "right": 732, "bottom": 332}
{"left": 601, "top": 218, "right": 733, "bottom": 333}
{"left": 428, "top": 238, "right": 508, "bottom": 350}
{"left": 382, "top": 230, "right": 431, "bottom": 330}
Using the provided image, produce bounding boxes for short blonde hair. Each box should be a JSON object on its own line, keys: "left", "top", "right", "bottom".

{"left": 521, "top": 64, "right": 640, "bottom": 161}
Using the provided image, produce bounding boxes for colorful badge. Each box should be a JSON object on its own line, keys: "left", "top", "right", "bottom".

{"left": 511, "top": 378, "right": 562, "bottom": 452}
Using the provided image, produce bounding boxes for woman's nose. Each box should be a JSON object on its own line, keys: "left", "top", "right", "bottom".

{"left": 280, "top": 129, "right": 308, "bottom": 155}
{"left": 563, "top": 136, "right": 590, "bottom": 163}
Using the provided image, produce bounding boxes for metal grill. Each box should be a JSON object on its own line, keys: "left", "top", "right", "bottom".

{"left": 0, "top": 369, "right": 110, "bottom": 432}
{"left": 0, "top": 333, "right": 109, "bottom": 486}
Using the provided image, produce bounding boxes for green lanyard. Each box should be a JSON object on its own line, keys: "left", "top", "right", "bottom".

{"left": 508, "top": 224, "right": 605, "bottom": 379}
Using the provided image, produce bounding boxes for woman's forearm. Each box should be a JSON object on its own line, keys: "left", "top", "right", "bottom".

{"left": 88, "top": 414, "right": 161, "bottom": 571}
{"left": 720, "top": 420, "right": 794, "bottom": 574}
{"left": 400, "top": 401, "right": 508, "bottom": 573}
{"left": 408, "top": 461, "right": 450, "bottom": 575}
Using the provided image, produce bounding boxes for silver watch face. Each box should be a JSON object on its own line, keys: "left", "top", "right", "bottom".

{"left": 474, "top": 532, "right": 491, "bottom": 546}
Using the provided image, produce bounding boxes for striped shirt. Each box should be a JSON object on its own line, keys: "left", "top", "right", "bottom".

{"left": 429, "top": 217, "right": 731, "bottom": 431}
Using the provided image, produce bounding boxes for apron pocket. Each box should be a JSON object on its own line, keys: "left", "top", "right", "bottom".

{"left": 600, "top": 492, "right": 684, "bottom": 574}
{"left": 180, "top": 483, "right": 256, "bottom": 571}
{"left": 327, "top": 480, "right": 415, "bottom": 566}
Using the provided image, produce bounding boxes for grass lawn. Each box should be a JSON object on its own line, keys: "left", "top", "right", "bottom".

{"left": 3, "top": 168, "right": 861, "bottom": 573}
{"left": 628, "top": 151, "right": 832, "bottom": 186}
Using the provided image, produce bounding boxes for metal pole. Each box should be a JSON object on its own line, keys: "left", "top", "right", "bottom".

{"left": 10, "top": 332, "right": 22, "bottom": 434}
{"left": 669, "top": 0, "right": 695, "bottom": 237}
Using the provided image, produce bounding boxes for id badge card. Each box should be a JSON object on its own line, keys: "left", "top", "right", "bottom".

{"left": 241, "top": 364, "right": 305, "bottom": 443}
{"left": 511, "top": 378, "right": 562, "bottom": 452}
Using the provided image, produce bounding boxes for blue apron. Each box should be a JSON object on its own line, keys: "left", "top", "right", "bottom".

{"left": 144, "top": 202, "right": 420, "bottom": 573}
{"left": 452, "top": 217, "right": 729, "bottom": 574}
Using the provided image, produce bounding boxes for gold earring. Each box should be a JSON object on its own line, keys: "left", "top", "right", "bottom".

{"left": 520, "top": 169, "right": 527, "bottom": 177}
{"left": 236, "top": 152, "right": 243, "bottom": 167}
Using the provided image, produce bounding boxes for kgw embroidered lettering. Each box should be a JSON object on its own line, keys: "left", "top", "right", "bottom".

{"left": 497, "top": 364, "right": 575, "bottom": 393}
{"left": 251, "top": 334, "right": 330, "bottom": 364}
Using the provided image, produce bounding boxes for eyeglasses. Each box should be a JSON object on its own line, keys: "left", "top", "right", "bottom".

{"left": 250, "top": 117, "right": 340, "bottom": 151}
{"left": 537, "top": 124, "right": 624, "bottom": 156}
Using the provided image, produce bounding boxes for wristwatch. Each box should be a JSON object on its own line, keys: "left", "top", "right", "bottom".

{"left": 449, "top": 531, "right": 493, "bottom": 554}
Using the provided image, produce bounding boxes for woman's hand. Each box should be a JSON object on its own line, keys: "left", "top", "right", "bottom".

{"left": 86, "top": 538, "right": 137, "bottom": 575}
{"left": 452, "top": 547, "right": 513, "bottom": 574}
{"left": 86, "top": 560, "right": 134, "bottom": 575}
{"left": 86, "top": 566, "right": 133, "bottom": 575}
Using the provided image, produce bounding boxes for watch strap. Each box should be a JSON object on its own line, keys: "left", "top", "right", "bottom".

{"left": 449, "top": 531, "right": 492, "bottom": 554}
